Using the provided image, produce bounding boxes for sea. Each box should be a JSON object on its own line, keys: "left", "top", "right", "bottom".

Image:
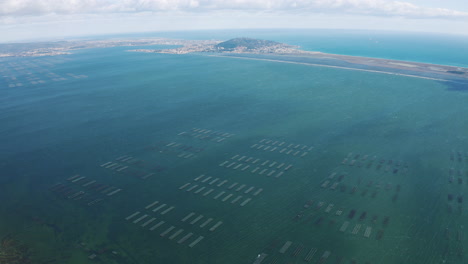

{"left": 0, "top": 29, "right": 468, "bottom": 264}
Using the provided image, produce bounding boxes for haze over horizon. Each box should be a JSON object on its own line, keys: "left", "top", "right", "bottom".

{"left": 1, "top": 0, "right": 468, "bottom": 42}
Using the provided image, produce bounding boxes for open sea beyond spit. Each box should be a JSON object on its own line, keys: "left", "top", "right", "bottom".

{"left": 1, "top": 30, "right": 468, "bottom": 264}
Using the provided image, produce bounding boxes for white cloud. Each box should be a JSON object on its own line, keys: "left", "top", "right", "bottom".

{"left": 0, "top": 0, "right": 467, "bottom": 19}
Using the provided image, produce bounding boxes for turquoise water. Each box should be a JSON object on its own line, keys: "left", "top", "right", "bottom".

{"left": 111, "top": 29, "right": 468, "bottom": 67}
{"left": 0, "top": 32, "right": 468, "bottom": 263}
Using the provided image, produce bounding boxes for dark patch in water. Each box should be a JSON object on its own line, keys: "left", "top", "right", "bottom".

{"left": 443, "top": 80, "right": 468, "bottom": 91}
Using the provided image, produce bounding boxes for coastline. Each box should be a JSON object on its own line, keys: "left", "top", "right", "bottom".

{"left": 205, "top": 54, "right": 453, "bottom": 82}
{"left": 2, "top": 35, "right": 467, "bottom": 84}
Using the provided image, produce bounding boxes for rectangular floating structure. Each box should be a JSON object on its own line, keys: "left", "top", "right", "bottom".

{"left": 72, "top": 176, "right": 85, "bottom": 183}
{"left": 239, "top": 156, "right": 246, "bottom": 161}
{"left": 252, "top": 167, "right": 260, "bottom": 173}
{"left": 293, "top": 151, "right": 300, "bottom": 156}
{"left": 352, "top": 224, "right": 361, "bottom": 235}
{"left": 253, "top": 188, "right": 263, "bottom": 196}
{"left": 340, "top": 221, "right": 350, "bottom": 232}
{"left": 267, "top": 170, "right": 276, "bottom": 177}
{"left": 190, "top": 215, "right": 204, "bottom": 225}
{"left": 125, "top": 211, "right": 140, "bottom": 221}
{"left": 284, "top": 165, "right": 293, "bottom": 171}
{"left": 160, "top": 206, "right": 174, "bottom": 215}
{"left": 244, "top": 187, "right": 255, "bottom": 194}
{"left": 253, "top": 253, "right": 268, "bottom": 264}
{"left": 270, "top": 147, "right": 277, "bottom": 152}
{"left": 277, "top": 163, "right": 285, "bottom": 169}
{"left": 231, "top": 196, "right": 243, "bottom": 204}
{"left": 236, "top": 184, "right": 246, "bottom": 192}
{"left": 232, "top": 155, "right": 239, "bottom": 160}
{"left": 259, "top": 169, "right": 268, "bottom": 175}
{"left": 107, "top": 189, "right": 122, "bottom": 196}
{"left": 321, "top": 181, "right": 330, "bottom": 188}
{"left": 269, "top": 162, "right": 277, "bottom": 168}
{"left": 178, "top": 232, "right": 193, "bottom": 244}
{"left": 304, "top": 248, "right": 317, "bottom": 262}
{"left": 253, "top": 159, "right": 260, "bottom": 164}
{"left": 219, "top": 161, "right": 229, "bottom": 167}
{"left": 160, "top": 226, "right": 175, "bottom": 237}
{"left": 264, "top": 146, "right": 271, "bottom": 151}
{"left": 222, "top": 194, "right": 233, "bottom": 202}
{"left": 251, "top": 144, "right": 258, "bottom": 148}
{"left": 182, "top": 212, "right": 195, "bottom": 222}
{"left": 246, "top": 157, "right": 253, "bottom": 162}
{"left": 320, "top": 251, "right": 331, "bottom": 262}
{"left": 152, "top": 204, "right": 167, "bottom": 212}
{"left": 83, "top": 180, "right": 96, "bottom": 187}
{"left": 234, "top": 164, "right": 243, "bottom": 170}
{"left": 133, "top": 214, "right": 148, "bottom": 224}
{"left": 117, "top": 166, "right": 128, "bottom": 172}
{"left": 261, "top": 160, "right": 270, "bottom": 166}
{"left": 150, "top": 221, "right": 165, "bottom": 231}
{"left": 194, "top": 175, "right": 205, "bottom": 181}
{"left": 169, "top": 229, "right": 184, "bottom": 240}
{"left": 325, "top": 204, "right": 334, "bottom": 213}
{"left": 228, "top": 183, "right": 238, "bottom": 189}
{"left": 242, "top": 165, "right": 250, "bottom": 171}
{"left": 187, "top": 185, "right": 199, "bottom": 192}
{"left": 209, "top": 221, "right": 223, "bottom": 231}
{"left": 100, "top": 162, "right": 112, "bottom": 167}
{"left": 194, "top": 187, "right": 206, "bottom": 194}
{"left": 209, "top": 178, "right": 219, "bottom": 185}
{"left": 105, "top": 163, "right": 118, "bottom": 169}
{"left": 280, "top": 148, "right": 287, "bottom": 153}
{"left": 301, "top": 152, "right": 308, "bottom": 157}
{"left": 226, "top": 162, "right": 236, "bottom": 168}
{"left": 179, "top": 183, "right": 190, "bottom": 190}
{"left": 108, "top": 164, "right": 120, "bottom": 170}
{"left": 275, "top": 172, "right": 284, "bottom": 178}
{"left": 200, "top": 218, "right": 213, "bottom": 228}
{"left": 364, "top": 227, "right": 372, "bottom": 238}
{"left": 279, "top": 241, "right": 292, "bottom": 254}
{"left": 202, "top": 177, "right": 212, "bottom": 183}
{"left": 214, "top": 191, "right": 226, "bottom": 200}
{"left": 189, "top": 236, "right": 204, "bottom": 248}
{"left": 330, "top": 182, "right": 339, "bottom": 190}
{"left": 217, "top": 180, "right": 228, "bottom": 187}
{"left": 142, "top": 173, "right": 155, "bottom": 179}
{"left": 141, "top": 218, "right": 157, "bottom": 227}
{"left": 240, "top": 198, "right": 252, "bottom": 206}
{"left": 203, "top": 189, "right": 214, "bottom": 196}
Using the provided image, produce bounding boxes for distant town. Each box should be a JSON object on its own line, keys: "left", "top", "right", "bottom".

{"left": 1, "top": 37, "right": 467, "bottom": 81}
{"left": 129, "top": 37, "right": 309, "bottom": 55}
{"left": 0, "top": 38, "right": 217, "bottom": 58}
{"left": 0, "top": 37, "right": 309, "bottom": 58}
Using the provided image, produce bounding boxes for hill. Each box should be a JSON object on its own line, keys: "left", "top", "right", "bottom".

{"left": 214, "top": 38, "right": 287, "bottom": 52}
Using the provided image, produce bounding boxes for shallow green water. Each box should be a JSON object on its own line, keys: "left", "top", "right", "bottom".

{"left": 0, "top": 43, "right": 467, "bottom": 264}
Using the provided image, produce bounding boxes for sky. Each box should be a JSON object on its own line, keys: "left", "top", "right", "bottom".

{"left": 0, "top": 0, "right": 468, "bottom": 42}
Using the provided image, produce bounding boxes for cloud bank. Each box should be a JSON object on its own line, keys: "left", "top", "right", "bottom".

{"left": 1, "top": 0, "right": 467, "bottom": 19}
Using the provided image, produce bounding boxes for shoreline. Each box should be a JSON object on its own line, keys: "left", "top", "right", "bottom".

{"left": 206, "top": 54, "right": 450, "bottom": 82}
